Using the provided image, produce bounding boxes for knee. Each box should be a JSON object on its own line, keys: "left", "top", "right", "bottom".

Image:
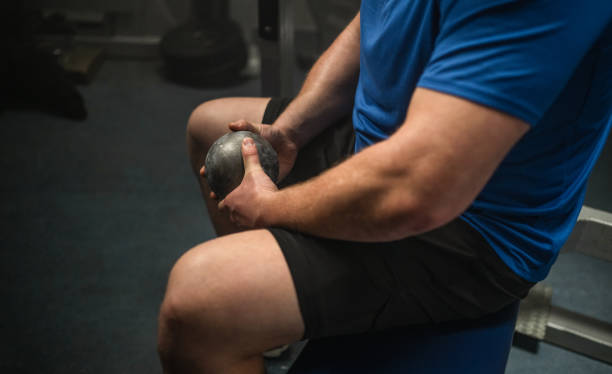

{"left": 158, "top": 246, "right": 224, "bottom": 343}
{"left": 158, "top": 249, "right": 215, "bottom": 365}
{"left": 159, "top": 249, "right": 209, "bottom": 328}
{"left": 186, "top": 101, "right": 209, "bottom": 141}
{"left": 157, "top": 297, "right": 207, "bottom": 374}
{"left": 186, "top": 99, "right": 227, "bottom": 150}
{"left": 157, "top": 298, "right": 180, "bottom": 369}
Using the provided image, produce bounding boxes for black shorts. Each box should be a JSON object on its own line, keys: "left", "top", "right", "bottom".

{"left": 262, "top": 98, "right": 534, "bottom": 340}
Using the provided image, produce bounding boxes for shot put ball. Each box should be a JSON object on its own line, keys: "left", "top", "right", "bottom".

{"left": 204, "top": 131, "right": 279, "bottom": 199}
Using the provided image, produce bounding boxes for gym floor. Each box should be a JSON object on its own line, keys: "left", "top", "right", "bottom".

{"left": 1, "top": 58, "right": 611, "bottom": 373}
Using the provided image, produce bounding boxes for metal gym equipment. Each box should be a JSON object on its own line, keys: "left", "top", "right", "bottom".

{"left": 514, "top": 206, "right": 612, "bottom": 364}
{"left": 257, "top": 0, "right": 360, "bottom": 97}
{"left": 258, "top": 0, "right": 295, "bottom": 97}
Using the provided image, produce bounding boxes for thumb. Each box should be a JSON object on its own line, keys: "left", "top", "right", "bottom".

{"left": 242, "top": 137, "right": 262, "bottom": 175}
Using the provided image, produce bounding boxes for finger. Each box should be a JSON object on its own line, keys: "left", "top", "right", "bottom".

{"left": 200, "top": 165, "right": 206, "bottom": 177}
{"left": 209, "top": 191, "right": 217, "bottom": 200}
{"left": 229, "top": 119, "right": 255, "bottom": 132}
{"left": 242, "top": 137, "right": 262, "bottom": 175}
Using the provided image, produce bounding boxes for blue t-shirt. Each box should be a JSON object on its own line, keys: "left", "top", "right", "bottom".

{"left": 354, "top": 0, "right": 612, "bottom": 282}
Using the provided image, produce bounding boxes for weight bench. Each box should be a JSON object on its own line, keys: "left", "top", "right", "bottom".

{"left": 289, "top": 301, "right": 520, "bottom": 374}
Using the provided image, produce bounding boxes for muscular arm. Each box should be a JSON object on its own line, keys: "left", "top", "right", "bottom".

{"left": 273, "top": 13, "right": 360, "bottom": 148}
{"left": 259, "top": 88, "right": 530, "bottom": 242}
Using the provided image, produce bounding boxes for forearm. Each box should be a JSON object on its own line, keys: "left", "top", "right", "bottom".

{"left": 262, "top": 139, "right": 436, "bottom": 242}
{"left": 274, "top": 13, "right": 361, "bottom": 148}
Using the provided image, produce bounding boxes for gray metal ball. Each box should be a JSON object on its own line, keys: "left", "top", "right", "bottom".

{"left": 204, "top": 131, "right": 279, "bottom": 199}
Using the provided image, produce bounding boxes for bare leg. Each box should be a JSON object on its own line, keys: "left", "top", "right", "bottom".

{"left": 157, "top": 230, "right": 305, "bottom": 374}
{"left": 186, "top": 97, "right": 271, "bottom": 236}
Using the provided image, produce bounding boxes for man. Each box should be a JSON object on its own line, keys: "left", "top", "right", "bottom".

{"left": 158, "top": 1, "right": 612, "bottom": 373}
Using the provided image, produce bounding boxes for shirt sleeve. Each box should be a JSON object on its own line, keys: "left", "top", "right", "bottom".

{"left": 418, "top": 0, "right": 612, "bottom": 126}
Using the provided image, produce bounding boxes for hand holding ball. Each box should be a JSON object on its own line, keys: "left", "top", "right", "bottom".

{"left": 204, "top": 131, "right": 279, "bottom": 199}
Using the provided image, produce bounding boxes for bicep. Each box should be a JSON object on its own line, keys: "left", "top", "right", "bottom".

{"left": 387, "top": 87, "right": 530, "bottom": 224}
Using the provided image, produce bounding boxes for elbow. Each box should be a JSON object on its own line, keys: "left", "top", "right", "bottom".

{"left": 417, "top": 204, "right": 459, "bottom": 234}
{"left": 402, "top": 202, "right": 445, "bottom": 236}
{"left": 382, "top": 194, "right": 460, "bottom": 239}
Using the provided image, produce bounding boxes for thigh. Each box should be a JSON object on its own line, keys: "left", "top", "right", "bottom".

{"left": 269, "top": 218, "right": 534, "bottom": 340}
{"left": 166, "top": 229, "right": 305, "bottom": 353}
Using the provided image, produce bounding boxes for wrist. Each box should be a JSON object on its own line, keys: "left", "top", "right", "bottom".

{"left": 259, "top": 191, "right": 281, "bottom": 228}
{"left": 273, "top": 113, "right": 306, "bottom": 150}
{"left": 262, "top": 187, "right": 299, "bottom": 231}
